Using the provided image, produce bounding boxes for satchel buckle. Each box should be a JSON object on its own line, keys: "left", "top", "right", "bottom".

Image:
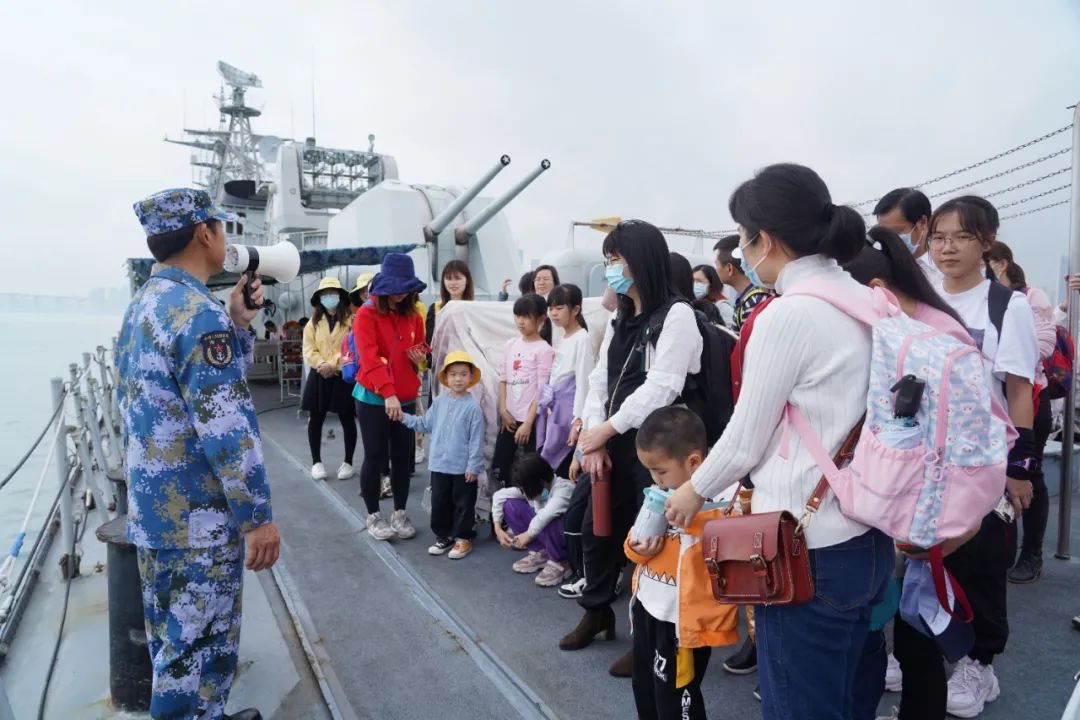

{"left": 750, "top": 554, "right": 767, "bottom": 577}
{"left": 704, "top": 557, "right": 719, "bottom": 576}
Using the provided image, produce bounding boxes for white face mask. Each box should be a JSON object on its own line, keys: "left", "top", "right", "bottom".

{"left": 693, "top": 282, "right": 709, "bottom": 300}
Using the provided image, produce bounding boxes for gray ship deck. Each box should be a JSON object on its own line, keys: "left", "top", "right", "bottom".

{"left": 252, "top": 384, "right": 1080, "bottom": 720}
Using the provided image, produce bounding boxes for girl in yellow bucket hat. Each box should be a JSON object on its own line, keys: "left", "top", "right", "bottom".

{"left": 302, "top": 277, "right": 356, "bottom": 481}
{"left": 398, "top": 350, "right": 485, "bottom": 559}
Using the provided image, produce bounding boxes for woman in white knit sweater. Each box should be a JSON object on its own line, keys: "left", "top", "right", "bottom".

{"left": 666, "top": 163, "right": 894, "bottom": 720}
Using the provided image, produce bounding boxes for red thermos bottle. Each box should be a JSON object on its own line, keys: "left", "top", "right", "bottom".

{"left": 591, "top": 470, "right": 612, "bottom": 537}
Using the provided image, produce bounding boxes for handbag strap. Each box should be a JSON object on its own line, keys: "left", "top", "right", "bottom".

{"left": 803, "top": 413, "right": 865, "bottom": 517}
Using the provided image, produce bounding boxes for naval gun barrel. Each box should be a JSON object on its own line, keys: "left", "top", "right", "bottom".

{"left": 425, "top": 155, "right": 511, "bottom": 238}
{"left": 456, "top": 159, "right": 551, "bottom": 244}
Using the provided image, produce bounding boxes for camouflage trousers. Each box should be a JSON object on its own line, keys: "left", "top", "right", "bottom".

{"left": 136, "top": 542, "right": 245, "bottom": 720}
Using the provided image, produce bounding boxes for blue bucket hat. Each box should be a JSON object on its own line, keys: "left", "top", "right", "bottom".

{"left": 369, "top": 253, "right": 427, "bottom": 296}
{"left": 133, "top": 188, "right": 238, "bottom": 237}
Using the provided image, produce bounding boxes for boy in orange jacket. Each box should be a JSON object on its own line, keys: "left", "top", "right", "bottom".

{"left": 625, "top": 407, "right": 738, "bottom": 720}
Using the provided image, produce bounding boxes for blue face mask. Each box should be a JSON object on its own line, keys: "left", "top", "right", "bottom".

{"left": 741, "top": 235, "right": 773, "bottom": 289}
{"left": 320, "top": 294, "right": 341, "bottom": 311}
{"left": 604, "top": 263, "right": 634, "bottom": 295}
{"left": 898, "top": 232, "right": 917, "bottom": 253}
{"left": 693, "top": 282, "right": 709, "bottom": 300}
{"left": 540, "top": 488, "right": 550, "bottom": 503}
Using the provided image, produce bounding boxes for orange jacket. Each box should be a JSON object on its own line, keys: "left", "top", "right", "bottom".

{"left": 624, "top": 506, "right": 738, "bottom": 649}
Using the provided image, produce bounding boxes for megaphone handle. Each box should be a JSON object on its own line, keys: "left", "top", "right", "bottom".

{"left": 242, "top": 271, "right": 261, "bottom": 310}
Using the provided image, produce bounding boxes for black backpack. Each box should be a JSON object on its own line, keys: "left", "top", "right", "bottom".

{"left": 645, "top": 298, "right": 737, "bottom": 445}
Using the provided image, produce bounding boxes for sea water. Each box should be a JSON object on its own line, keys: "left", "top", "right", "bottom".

{"left": 0, "top": 311, "right": 121, "bottom": 582}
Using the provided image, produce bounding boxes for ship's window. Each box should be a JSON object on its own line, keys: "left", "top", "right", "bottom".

{"left": 237, "top": 222, "right": 244, "bottom": 235}
{"left": 226, "top": 221, "right": 234, "bottom": 234}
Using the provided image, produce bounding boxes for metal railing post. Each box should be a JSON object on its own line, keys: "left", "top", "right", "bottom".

{"left": 51, "top": 378, "right": 77, "bottom": 579}
{"left": 1057, "top": 104, "right": 1080, "bottom": 560}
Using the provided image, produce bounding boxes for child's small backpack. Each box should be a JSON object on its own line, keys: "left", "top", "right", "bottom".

{"left": 1014, "top": 287, "right": 1075, "bottom": 400}
{"left": 341, "top": 331, "right": 358, "bottom": 384}
{"left": 1043, "top": 326, "right": 1075, "bottom": 399}
{"left": 780, "top": 283, "right": 1011, "bottom": 550}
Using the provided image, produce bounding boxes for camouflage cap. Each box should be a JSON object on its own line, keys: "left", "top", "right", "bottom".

{"left": 133, "top": 188, "right": 239, "bottom": 237}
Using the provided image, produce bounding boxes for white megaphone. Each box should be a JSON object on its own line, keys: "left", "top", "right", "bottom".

{"left": 223, "top": 242, "right": 301, "bottom": 309}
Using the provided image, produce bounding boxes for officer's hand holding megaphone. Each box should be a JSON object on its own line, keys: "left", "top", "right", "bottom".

{"left": 223, "top": 241, "right": 302, "bottom": 311}
{"left": 228, "top": 274, "right": 264, "bottom": 329}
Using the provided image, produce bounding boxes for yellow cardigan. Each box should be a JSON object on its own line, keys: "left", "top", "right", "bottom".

{"left": 302, "top": 314, "right": 352, "bottom": 371}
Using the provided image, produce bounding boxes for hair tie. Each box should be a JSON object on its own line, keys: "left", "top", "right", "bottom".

{"left": 821, "top": 203, "right": 835, "bottom": 223}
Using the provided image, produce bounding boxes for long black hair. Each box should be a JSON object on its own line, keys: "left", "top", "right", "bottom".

{"left": 439, "top": 259, "right": 475, "bottom": 305}
{"left": 844, "top": 226, "right": 964, "bottom": 326}
{"left": 601, "top": 220, "right": 672, "bottom": 319}
{"left": 548, "top": 283, "right": 588, "bottom": 331}
{"left": 693, "top": 264, "right": 724, "bottom": 300}
{"left": 669, "top": 252, "right": 695, "bottom": 300}
{"left": 729, "top": 163, "right": 865, "bottom": 264}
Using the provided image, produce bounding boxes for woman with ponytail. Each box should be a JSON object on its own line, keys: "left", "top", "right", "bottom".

{"left": 987, "top": 240, "right": 1056, "bottom": 586}
{"left": 665, "top": 163, "right": 893, "bottom": 719}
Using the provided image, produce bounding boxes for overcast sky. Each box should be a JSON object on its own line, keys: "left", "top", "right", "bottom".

{"left": 4, "top": 1, "right": 1080, "bottom": 298}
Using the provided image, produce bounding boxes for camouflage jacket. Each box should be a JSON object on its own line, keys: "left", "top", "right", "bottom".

{"left": 116, "top": 264, "right": 272, "bottom": 549}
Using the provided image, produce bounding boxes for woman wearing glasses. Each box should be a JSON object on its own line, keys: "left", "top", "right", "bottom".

{"left": 665, "top": 163, "right": 894, "bottom": 719}
{"left": 926, "top": 196, "right": 1037, "bottom": 719}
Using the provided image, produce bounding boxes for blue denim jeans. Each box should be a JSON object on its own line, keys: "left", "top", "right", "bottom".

{"left": 756, "top": 529, "right": 893, "bottom": 720}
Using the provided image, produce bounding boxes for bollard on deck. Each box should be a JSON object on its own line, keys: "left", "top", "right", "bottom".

{"left": 95, "top": 516, "right": 151, "bottom": 711}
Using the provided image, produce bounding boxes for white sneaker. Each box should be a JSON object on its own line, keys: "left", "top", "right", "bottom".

{"left": 885, "top": 652, "right": 902, "bottom": 693}
{"left": 311, "top": 462, "right": 327, "bottom": 480}
{"left": 380, "top": 475, "right": 393, "bottom": 498}
{"left": 366, "top": 512, "right": 394, "bottom": 541}
{"left": 390, "top": 510, "right": 417, "bottom": 539}
{"left": 946, "top": 657, "right": 1000, "bottom": 718}
{"left": 336, "top": 462, "right": 355, "bottom": 480}
{"left": 415, "top": 445, "right": 427, "bottom": 464}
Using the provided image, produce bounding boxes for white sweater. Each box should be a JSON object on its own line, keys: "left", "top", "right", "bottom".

{"left": 690, "top": 254, "right": 872, "bottom": 549}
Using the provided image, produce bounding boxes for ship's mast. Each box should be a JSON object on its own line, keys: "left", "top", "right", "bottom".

{"left": 166, "top": 61, "right": 264, "bottom": 199}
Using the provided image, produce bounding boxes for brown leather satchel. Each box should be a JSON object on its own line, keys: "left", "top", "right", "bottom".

{"left": 702, "top": 420, "right": 863, "bottom": 606}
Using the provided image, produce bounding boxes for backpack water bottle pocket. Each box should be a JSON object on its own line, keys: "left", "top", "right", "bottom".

{"left": 839, "top": 430, "right": 928, "bottom": 540}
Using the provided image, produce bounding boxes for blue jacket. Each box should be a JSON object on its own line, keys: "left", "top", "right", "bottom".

{"left": 401, "top": 393, "right": 484, "bottom": 475}
{"left": 116, "top": 265, "right": 273, "bottom": 549}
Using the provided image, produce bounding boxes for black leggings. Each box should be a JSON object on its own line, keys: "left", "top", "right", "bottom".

{"left": 307, "top": 407, "right": 356, "bottom": 465}
{"left": 356, "top": 400, "right": 414, "bottom": 514}
{"left": 1020, "top": 387, "right": 1053, "bottom": 555}
{"left": 562, "top": 476, "right": 591, "bottom": 578}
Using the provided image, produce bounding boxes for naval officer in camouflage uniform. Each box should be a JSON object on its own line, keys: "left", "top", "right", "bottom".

{"left": 117, "top": 188, "right": 281, "bottom": 720}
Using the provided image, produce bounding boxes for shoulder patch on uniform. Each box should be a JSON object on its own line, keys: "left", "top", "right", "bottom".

{"left": 200, "top": 331, "right": 233, "bottom": 368}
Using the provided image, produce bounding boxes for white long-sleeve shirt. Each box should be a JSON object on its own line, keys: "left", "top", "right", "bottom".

{"left": 581, "top": 302, "right": 703, "bottom": 434}
{"left": 548, "top": 328, "right": 595, "bottom": 420}
{"left": 690, "top": 255, "right": 872, "bottom": 549}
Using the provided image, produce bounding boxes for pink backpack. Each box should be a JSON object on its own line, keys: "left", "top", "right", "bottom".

{"left": 780, "top": 283, "right": 1013, "bottom": 549}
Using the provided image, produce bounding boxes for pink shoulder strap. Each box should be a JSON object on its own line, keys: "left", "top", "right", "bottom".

{"left": 782, "top": 282, "right": 899, "bottom": 327}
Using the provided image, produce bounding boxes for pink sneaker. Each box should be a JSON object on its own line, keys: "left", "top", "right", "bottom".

{"left": 535, "top": 561, "right": 568, "bottom": 587}
{"left": 512, "top": 550, "right": 549, "bottom": 574}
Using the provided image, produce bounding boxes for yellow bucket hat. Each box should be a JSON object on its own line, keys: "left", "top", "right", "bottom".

{"left": 310, "top": 277, "right": 348, "bottom": 307}
{"left": 438, "top": 350, "right": 481, "bottom": 389}
{"left": 352, "top": 272, "right": 375, "bottom": 294}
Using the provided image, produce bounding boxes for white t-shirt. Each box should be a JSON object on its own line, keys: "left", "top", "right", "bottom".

{"left": 940, "top": 280, "right": 1038, "bottom": 404}
{"left": 548, "top": 328, "right": 594, "bottom": 420}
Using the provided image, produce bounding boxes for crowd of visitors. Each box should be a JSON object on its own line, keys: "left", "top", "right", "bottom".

{"left": 294, "top": 166, "right": 1065, "bottom": 720}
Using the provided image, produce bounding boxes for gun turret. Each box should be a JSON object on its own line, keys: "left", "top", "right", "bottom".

{"left": 455, "top": 160, "right": 551, "bottom": 244}
{"left": 423, "top": 155, "right": 511, "bottom": 242}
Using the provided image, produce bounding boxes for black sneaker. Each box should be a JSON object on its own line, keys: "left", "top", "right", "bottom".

{"left": 1072, "top": 614, "right": 1080, "bottom": 631}
{"left": 558, "top": 575, "right": 586, "bottom": 599}
{"left": 427, "top": 537, "right": 454, "bottom": 555}
{"left": 753, "top": 686, "right": 761, "bottom": 702}
{"left": 1008, "top": 552, "right": 1043, "bottom": 584}
{"left": 723, "top": 637, "right": 757, "bottom": 675}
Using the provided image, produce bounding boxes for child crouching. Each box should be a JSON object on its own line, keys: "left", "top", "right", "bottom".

{"left": 625, "top": 407, "right": 738, "bottom": 720}
{"left": 400, "top": 351, "right": 484, "bottom": 560}
{"left": 492, "top": 453, "right": 574, "bottom": 587}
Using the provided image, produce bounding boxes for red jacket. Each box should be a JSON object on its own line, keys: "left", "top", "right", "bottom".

{"left": 353, "top": 301, "right": 425, "bottom": 403}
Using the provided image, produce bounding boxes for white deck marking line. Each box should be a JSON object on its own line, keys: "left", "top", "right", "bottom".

{"left": 262, "top": 433, "right": 558, "bottom": 720}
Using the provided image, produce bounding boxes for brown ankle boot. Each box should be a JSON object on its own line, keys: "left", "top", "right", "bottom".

{"left": 559, "top": 607, "right": 616, "bottom": 650}
{"left": 608, "top": 648, "right": 634, "bottom": 677}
